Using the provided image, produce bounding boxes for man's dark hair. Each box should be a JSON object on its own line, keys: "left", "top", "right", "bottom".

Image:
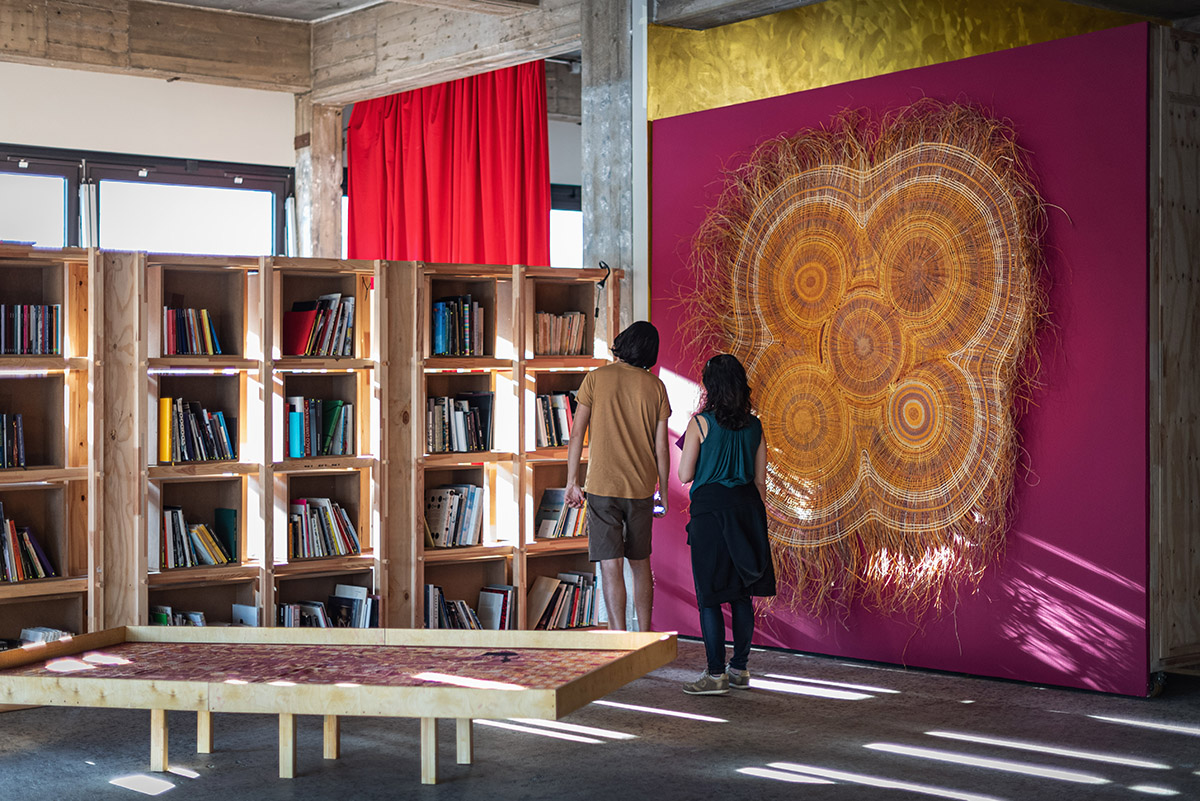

{"left": 612, "top": 321, "right": 659, "bottom": 368}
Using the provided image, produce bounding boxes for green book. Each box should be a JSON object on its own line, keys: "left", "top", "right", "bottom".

{"left": 321, "top": 400, "right": 345, "bottom": 455}
{"left": 213, "top": 507, "right": 238, "bottom": 562}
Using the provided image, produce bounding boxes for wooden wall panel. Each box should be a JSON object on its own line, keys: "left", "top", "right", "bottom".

{"left": 0, "top": 0, "right": 309, "bottom": 91}
{"left": 311, "top": 0, "right": 580, "bottom": 105}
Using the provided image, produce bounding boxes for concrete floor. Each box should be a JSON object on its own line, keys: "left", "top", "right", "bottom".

{"left": 2, "top": 638, "right": 1199, "bottom": 800}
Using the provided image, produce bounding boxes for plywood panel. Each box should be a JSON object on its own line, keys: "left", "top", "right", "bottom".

{"left": 101, "top": 252, "right": 146, "bottom": 628}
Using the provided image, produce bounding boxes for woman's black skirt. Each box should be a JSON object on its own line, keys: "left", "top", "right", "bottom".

{"left": 687, "top": 482, "right": 776, "bottom": 608}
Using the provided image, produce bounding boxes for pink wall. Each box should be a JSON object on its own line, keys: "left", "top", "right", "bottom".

{"left": 650, "top": 24, "right": 1150, "bottom": 695}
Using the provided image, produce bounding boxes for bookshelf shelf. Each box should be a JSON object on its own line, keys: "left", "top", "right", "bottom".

{"left": 422, "top": 544, "right": 513, "bottom": 565}
{"left": 147, "top": 564, "right": 259, "bottom": 588}
{"left": 0, "top": 468, "right": 88, "bottom": 485}
{"left": 273, "top": 553, "right": 374, "bottom": 578}
{"left": 147, "top": 462, "right": 256, "bottom": 480}
{"left": 0, "top": 248, "right": 95, "bottom": 642}
{"left": 524, "top": 538, "right": 589, "bottom": 556}
{"left": 147, "top": 357, "right": 258, "bottom": 372}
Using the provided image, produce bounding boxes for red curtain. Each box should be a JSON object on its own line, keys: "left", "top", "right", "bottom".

{"left": 347, "top": 62, "right": 551, "bottom": 265}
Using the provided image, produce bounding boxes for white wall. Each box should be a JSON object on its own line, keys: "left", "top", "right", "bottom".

{"left": 0, "top": 62, "right": 295, "bottom": 166}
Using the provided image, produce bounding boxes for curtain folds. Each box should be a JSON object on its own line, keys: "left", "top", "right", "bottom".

{"left": 347, "top": 62, "right": 551, "bottom": 266}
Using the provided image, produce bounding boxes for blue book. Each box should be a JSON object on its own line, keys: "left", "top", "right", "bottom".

{"left": 288, "top": 411, "right": 305, "bottom": 458}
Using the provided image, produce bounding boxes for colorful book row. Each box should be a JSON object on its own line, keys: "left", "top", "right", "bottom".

{"left": 432, "top": 295, "right": 484, "bottom": 356}
{"left": 0, "top": 507, "right": 57, "bottom": 582}
{"left": 281, "top": 293, "right": 355, "bottom": 357}
{"left": 158, "top": 397, "right": 237, "bottom": 463}
{"left": 425, "top": 392, "right": 493, "bottom": 453}
{"left": 153, "top": 506, "right": 236, "bottom": 571}
{"left": 534, "top": 310, "right": 587, "bottom": 356}
{"left": 162, "top": 307, "right": 222, "bottom": 356}
{"left": 286, "top": 397, "right": 354, "bottom": 458}
{"left": 0, "top": 304, "right": 61, "bottom": 355}
{"left": 287, "top": 497, "right": 361, "bottom": 559}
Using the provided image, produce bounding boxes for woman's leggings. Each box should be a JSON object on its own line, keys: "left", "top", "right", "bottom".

{"left": 698, "top": 596, "right": 753, "bottom": 675}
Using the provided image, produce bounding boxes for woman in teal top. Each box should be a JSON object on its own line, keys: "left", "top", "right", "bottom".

{"left": 677, "top": 354, "right": 776, "bottom": 695}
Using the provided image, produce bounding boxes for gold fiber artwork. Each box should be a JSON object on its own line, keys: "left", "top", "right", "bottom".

{"left": 686, "top": 101, "right": 1046, "bottom": 615}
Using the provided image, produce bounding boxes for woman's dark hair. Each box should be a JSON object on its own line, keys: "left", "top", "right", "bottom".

{"left": 700, "top": 354, "right": 753, "bottom": 430}
{"left": 612, "top": 321, "right": 659, "bottom": 369}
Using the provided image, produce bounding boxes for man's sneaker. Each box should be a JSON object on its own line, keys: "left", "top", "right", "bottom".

{"left": 726, "top": 667, "right": 751, "bottom": 690}
{"left": 682, "top": 671, "right": 729, "bottom": 695}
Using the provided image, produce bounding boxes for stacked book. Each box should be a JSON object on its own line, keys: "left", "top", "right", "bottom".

{"left": 431, "top": 295, "right": 484, "bottom": 356}
{"left": 158, "top": 397, "right": 237, "bottom": 463}
{"left": 533, "top": 392, "right": 575, "bottom": 448}
{"left": 286, "top": 397, "right": 354, "bottom": 458}
{"left": 424, "top": 484, "right": 484, "bottom": 548}
{"left": 288, "top": 497, "right": 361, "bottom": 559}
{"left": 476, "top": 584, "right": 517, "bottom": 629}
{"left": 534, "top": 310, "right": 586, "bottom": 356}
{"left": 153, "top": 506, "right": 235, "bottom": 571}
{"left": 325, "top": 583, "right": 378, "bottom": 628}
{"left": 281, "top": 293, "right": 355, "bottom": 356}
{"left": 0, "top": 502, "right": 57, "bottom": 582}
{"left": 423, "top": 584, "right": 484, "bottom": 629}
{"left": 150, "top": 605, "right": 207, "bottom": 626}
{"left": 426, "top": 392, "right": 493, "bottom": 453}
{"left": 162, "top": 307, "right": 221, "bottom": 355}
{"left": 533, "top": 488, "right": 587, "bottom": 539}
{"left": 1, "top": 412, "right": 25, "bottom": 468}
{"left": 278, "top": 600, "right": 332, "bottom": 627}
{"left": 528, "top": 572, "right": 598, "bottom": 630}
{"left": 1, "top": 303, "right": 61, "bottom": 355}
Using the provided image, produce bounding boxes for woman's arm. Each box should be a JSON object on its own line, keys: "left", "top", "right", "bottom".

{"left": 677, "top": 416, "right": 701, "bottom": 484}
{"left": 754, "top": 438, "right": 767, "bottom": 501}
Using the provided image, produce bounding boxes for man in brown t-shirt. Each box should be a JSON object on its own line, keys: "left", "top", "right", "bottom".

{"left": 565, "top": 321, "right": 671, "bottom": 631}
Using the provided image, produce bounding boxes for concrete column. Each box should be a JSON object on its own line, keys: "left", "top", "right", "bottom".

{"left": 294, "top": 93, "right": 344, "bottom": 258}
{"left": 581, "top": 0, "right": 635, "bottom": 334}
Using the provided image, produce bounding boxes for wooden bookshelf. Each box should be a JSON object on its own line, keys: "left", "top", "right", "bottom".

{"left": 392, "top": 263, "right": 619, "bottom": 631}
{"left": 0, "top": 246, "right": 96, "bottom": 642}
{"left": 142, "top": 255, "right": 262, "bottom": 626}
{"left": 265, "top": 258, "right": 379, "bottom": 627}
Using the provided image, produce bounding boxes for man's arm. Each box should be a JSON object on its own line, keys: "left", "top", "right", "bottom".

{"left": 654, "top": 418, "right": 670, "bottom": 516}
{"left": 565, "top": 403, "right": 591, "bottom": 508}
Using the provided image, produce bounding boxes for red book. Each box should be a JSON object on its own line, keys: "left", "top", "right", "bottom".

{"left": 282, "top": 310, "right": 319, "bottom": 356}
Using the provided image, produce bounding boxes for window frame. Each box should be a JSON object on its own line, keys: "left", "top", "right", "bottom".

{"left": 0, "top": 143, "right": 292, "bottom": 254}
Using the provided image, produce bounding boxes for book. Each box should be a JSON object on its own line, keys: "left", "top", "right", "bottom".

{"left": 213, "top": 507, "right": 238, "bottom": 562}
{"left": 535, "top": 488, "right": 567, "bottom": 538}
{"left": 231, "top": 602, "right": 258, "bottom": 626}
{"left": 282, "top": 309, "right": 319, "bottom": 356}
{"left": 526, "top": 575, "right": 561, "bottom": 630}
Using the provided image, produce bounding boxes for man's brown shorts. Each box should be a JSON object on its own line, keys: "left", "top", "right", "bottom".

{"left": 586, "top": 494, "right": 654, "bottom": 561}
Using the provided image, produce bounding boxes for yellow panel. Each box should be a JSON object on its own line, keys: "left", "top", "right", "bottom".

{"left": 647, "top": 0, "right": 1149, "bottom": 120}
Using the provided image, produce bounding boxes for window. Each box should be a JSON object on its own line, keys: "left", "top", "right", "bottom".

{"left": 550, "top": 183, "right": 582, "bottom": 268}
{"left": 0, "top": 144, "right": 290, "bottom": 255}
{"left": 0, "top": 172, "right": 68, "bottom": 248}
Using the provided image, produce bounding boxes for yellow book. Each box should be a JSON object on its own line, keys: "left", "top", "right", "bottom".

{"left": 199, "top": 309, "right": 214, "bottom": 355}
{"left": 158, "top": 396, "right": 173, "bottom": 463}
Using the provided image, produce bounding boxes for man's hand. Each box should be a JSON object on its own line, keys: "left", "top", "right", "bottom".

{"left": 565, "top": 482, "right": 586, "bottom": 509}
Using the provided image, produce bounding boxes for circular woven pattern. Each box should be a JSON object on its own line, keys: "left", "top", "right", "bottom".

{"left": 688, "top": 101, "right": 1045, "bottom": 613}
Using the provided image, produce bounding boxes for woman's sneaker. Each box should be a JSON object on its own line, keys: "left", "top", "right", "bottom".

{"left": 726, "top": 667, "right": 751, "bottom": 690}
{"left": 682, "top": 671, "right": 729, "bottom": 695}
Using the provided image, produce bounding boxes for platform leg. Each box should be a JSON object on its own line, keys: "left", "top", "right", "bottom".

{"left": 420, "top": 717, "right": 438, "bottom": 785}
{"left": 197, "top": 710, "right": 213, "bottom": 754}
{"left": 279, "top": 713, "right": 296, "bottom": 779}
{"left": 150, "top": 709, "right": 167, "bottom": 772}
{"left": 324, "top": 715, "right": 340, "bottom": 760}
{"left": 456, "top": 718, "right": 473, "bottom": 765}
